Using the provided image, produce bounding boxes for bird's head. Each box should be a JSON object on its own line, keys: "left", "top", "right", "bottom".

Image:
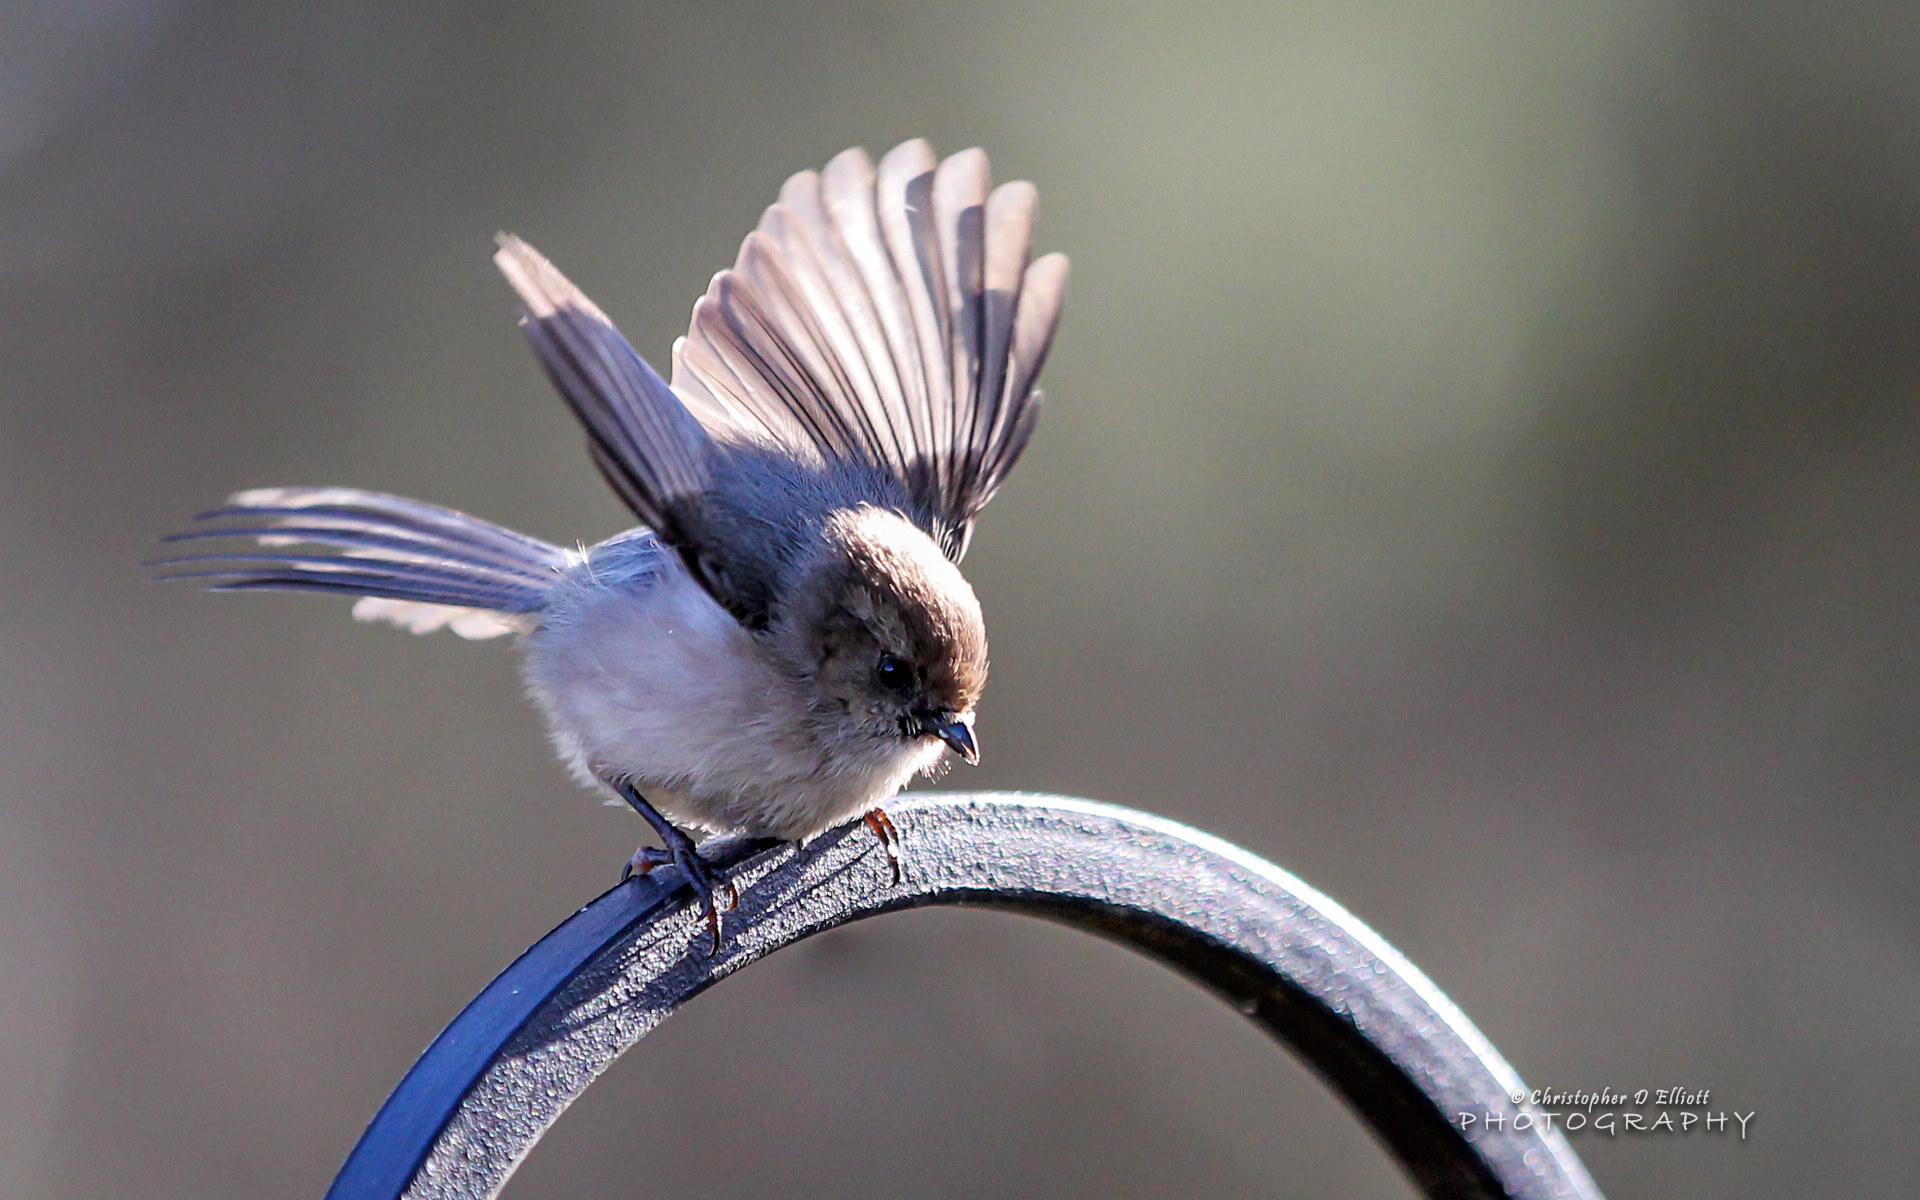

{"left": 779, "top": 505, "right": 986, "bottom": 766}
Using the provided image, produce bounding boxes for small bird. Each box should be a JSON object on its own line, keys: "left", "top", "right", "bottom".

{"left": 158, "top": 140, "right": 1068, "bottom": 949}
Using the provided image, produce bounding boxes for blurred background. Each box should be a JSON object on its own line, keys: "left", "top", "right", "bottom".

{"left": 2, "top": 1, "right": 1916, "bottom": 1196}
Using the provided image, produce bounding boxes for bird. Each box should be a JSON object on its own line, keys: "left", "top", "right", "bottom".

{"left": 156, "top": 139, "right": 1069, "bottom": 951}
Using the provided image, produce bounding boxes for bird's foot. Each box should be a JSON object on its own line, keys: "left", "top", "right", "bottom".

{"left": 615, "top": 783, "right": 738, "bottom": 954}
{"left": 623, "top": 834, "right": 738, "bottom": 954}
{"left": 862, "top": 807, "right": 903, "bottom": 887}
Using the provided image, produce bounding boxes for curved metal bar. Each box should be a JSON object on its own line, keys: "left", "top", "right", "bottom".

{"left": 324, "top": 793, "right": 1603, "bottom": 1200}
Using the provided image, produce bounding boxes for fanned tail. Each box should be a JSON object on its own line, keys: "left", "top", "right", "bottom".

{"left": 154, "top": 487, "right": 571, "bottom": 639}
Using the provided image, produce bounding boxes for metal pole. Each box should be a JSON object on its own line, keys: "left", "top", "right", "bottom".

{"left": 324, "top": 793, "right": 1602, "bottom": 1200}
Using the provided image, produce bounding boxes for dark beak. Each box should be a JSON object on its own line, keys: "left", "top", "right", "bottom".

{"left": 925, "top": 715, "right": 979, "bottom": 765}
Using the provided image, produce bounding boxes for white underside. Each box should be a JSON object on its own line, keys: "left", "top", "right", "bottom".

{"left": 519, "top": 561, "right": 939, "bottom": 841}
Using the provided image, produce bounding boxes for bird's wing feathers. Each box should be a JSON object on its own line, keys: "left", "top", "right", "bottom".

{"left": 495, "top": 238, "right": 712, "bottom": 526}
{"left": 494, "top": 141, "right": 1064, "bottom": 622}
{"left": 495, "top": 235, "right": 746, "bottom": 613}
{"left": 677, "top": 140, "right": 1067, "bottom": 559}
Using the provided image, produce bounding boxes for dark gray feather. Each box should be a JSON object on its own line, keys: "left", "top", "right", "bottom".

{"left": 496, "top": 235, "right": 788, "bottom": 622}
{"left": 156, "top": 487, "right": 566, "bottom": 614}
{"left": 676, "top": 141, "right": 1068, "bottom": 560}
{"left": 495, "top": 238, "right": 712, "bottom": 525}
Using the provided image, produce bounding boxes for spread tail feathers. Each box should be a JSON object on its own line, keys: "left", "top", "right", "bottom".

{"left": 154, "top": 487, "right": 571, "bottom": 639}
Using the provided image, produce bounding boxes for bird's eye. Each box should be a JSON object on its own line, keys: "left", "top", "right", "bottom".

{"left": 875, "top": 652, "right": 912, "bottom": 691}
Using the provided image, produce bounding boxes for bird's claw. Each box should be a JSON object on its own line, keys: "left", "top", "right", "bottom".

{"left": 862, "top": 807, "right": 903, "bottom": 887}
{"left": 623, "top": 836, "right": 737, "bottom": 955}
{"left": 620, "top": 845, "right": 664, "bottom": 882}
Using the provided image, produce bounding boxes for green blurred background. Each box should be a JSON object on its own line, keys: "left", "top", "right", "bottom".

{"left": 3, "top": 1, "right": 1916, "bottom": 1196}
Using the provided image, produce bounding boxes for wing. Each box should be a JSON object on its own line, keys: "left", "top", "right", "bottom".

{"left": 670, "top": 140, "right": 1069, "bottom": 560}
{"left": 495, "top": 235, "right": 760, "bottom": 620}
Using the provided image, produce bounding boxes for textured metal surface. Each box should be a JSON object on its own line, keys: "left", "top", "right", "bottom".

{"left": 324, "top": 793, "right": 1603, "bottom": 1200}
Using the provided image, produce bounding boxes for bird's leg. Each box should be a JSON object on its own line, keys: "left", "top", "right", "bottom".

{"left": 615, "top": 782, "right": 737, "bottom": 954}
{"left": 862, "top": 807, "right": 903, "bottom": 887}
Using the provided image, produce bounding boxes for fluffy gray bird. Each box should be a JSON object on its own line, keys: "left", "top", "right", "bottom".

{"left": 159, "top": 140, "right": 1068, "bottom": 948}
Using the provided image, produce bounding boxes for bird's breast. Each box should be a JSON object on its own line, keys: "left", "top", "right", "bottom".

{"left": 520, "top": 548, "right": 928, "bottom": 839}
